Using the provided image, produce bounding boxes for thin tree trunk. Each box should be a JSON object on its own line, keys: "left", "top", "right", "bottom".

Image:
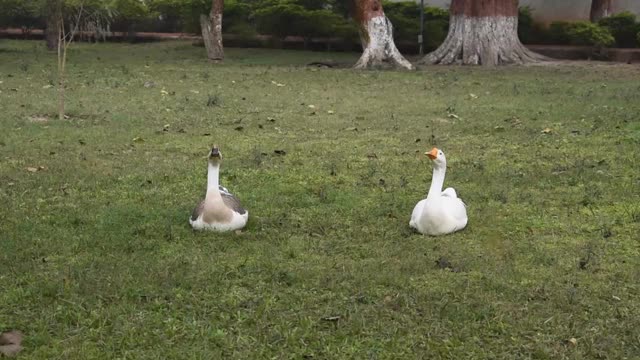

{"left": 351, "top": 0, "right": 413, "bottom": 70}
{"left": 200, "top": 0, "right": 224, "bottom": 61}
{"left": 419, "top": 0, "right": 546, "bottom": 66}
{"left": 590, "top": 0, "right": 613, "bottom": 22}
{"left": 57, "top": 17, "right": 65, "bottom": 120}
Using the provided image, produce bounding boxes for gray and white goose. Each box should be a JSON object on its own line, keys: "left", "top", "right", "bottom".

{"left": 190, "top": 146, "right": 248, "bottom": 231}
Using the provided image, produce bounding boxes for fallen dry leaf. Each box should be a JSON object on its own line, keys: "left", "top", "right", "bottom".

{"left": 567, "top": 338, "right": 577, "bottom": 346}
{"left": 132, "top": 137, "right": 144, "bottom": 143}
{"left": 321, "top": 316, "right": 340, "bottom": 322}
{"left": 28, "top": 115, "right": 49, "bottom": 123}
{"left": 0, "top": 330, "right": 24, "bottom": 358}
{"left": 542, "top": 127, "right": 553, "bottom": 134}
{"left": 26, "top": 166, "right": 45, "bottom": 173}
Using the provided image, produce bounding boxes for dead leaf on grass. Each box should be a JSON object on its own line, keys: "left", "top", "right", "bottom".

{"left": 28, "top": 115, "right": 49, "bottom": 123}
{"left": 0, "top": 330, "right": 24, "bottom": 358}
{"left": 321, "top": 316, "right": 340, "bottom": 322}
{"left": 26, "top": 166, "right": 46, "bottom": 173}
{"left": 542, "top": 127, "right": 553, "bottom": 134}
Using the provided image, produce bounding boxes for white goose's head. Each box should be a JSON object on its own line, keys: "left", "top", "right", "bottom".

{"left": 209, "top": 145, "right": 223, "bottom": 165}
{"left": 425, "top": 147, "right": 446, "bottom": 168}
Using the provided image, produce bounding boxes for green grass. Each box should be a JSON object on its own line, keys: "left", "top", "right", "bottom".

{"left": 1, "top": 40, "right": 640, "bottom": 359}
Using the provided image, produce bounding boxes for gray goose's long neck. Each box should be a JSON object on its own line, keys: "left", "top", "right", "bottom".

{"left": 206, "top": 162, "right": 220, "bottom": 199}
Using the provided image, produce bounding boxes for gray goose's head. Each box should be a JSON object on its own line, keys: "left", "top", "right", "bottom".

{"left": 209, "top": 145, "right": 222, "bottom": 165}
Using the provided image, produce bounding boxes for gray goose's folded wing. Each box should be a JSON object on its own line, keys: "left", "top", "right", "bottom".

{"left": 191, "top": 200, "right": 205, "bottom": 221}
{"left": 221, "top": 192, "right": 246, "bottom": 215}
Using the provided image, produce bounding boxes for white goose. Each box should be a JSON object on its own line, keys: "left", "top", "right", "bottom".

{"left": 410, "top": 147, "right": 468, "bottom": 236}
{"left": 190, "top": 146, "right": 248, "bottom": 231}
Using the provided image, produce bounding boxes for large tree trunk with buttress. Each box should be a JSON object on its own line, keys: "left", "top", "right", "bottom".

{"left": 352, "top": 0, "right": 413, "bottom": 70}
{"left": 590, "top": 0, "right": 613, "bottom": 22}
{"left": 420, "top": 0, "right": 546, "bottom": 66}
{"left": 200, "top": 0, "right": 224, "bottom": 61}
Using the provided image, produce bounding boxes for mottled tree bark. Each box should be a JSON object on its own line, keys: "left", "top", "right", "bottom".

{"left": 419, "top": 0, "right": 546, "bottom": 66}
{"left": 200, "top": 0, "right": 224, "bottom": 61}
{"left": 590, "top": 0, "right": 613, "bottom": 22}
{"left": 351, "top": 0, "right": 413, "bottom": 70}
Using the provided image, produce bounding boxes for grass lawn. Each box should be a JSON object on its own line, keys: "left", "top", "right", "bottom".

{"left": 1, "top": 40, "right": 639, "bottom": 359}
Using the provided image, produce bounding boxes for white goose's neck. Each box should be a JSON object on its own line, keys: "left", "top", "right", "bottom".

{"left": 206, "top": 162, "right": 220, "bottom": 198}
{"left": 427, "top": 163, "right": 446, "bottom": 199}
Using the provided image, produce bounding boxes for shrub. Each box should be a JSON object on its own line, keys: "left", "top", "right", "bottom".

{"left": 518, "top": 6, "right": 534, "bottom": 43}
{"left": 112, "top": 0, "right": 150, "bottom": 22}
{"left": 303, "top": 9, "right": 346, "bottom": 38}
{"left": 148, "top": 0, "right": 209, "bottom": 34}
{"left": 547, "top": 21, "right": 572, "bottom": 44}
{"left": 381, "top": 1, "right": 449, "bottom": 48}
{"left": 546, "top": 21, "right": 614, "bottom": 47}
{"left": 255, "top": 3, "right": 307, "bottom": 39}
{"left": 567, "top": 21, "right": 615, "bottom": 47}
{"left": 223, "top": 0, "right": 253, "bottom": 35}
{"left": 0, "top": 0, "right": 43, "bottom": 30}
{"left": 598, "top": 11, "right": 638, "bottom": 48}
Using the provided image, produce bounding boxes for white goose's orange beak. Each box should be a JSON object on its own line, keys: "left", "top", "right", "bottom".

{"left": 425, "top": 147, "right": 438, "bottom": 160}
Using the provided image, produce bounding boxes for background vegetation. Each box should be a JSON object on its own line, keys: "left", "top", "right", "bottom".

{"left": 1, "top": 40, "right": 639, "bottom": 358}
{"left": 1, "top": 0, "right": 639, "bottom": 49}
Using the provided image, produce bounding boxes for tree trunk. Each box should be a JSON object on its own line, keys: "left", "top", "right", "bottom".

{"left": 352, "top": 0, "right": 413, "bottom": 70}
{"left": 45, "top": 0, "right": 61, "bottom": 50}
{"left": 419, "top": 0, "right": 546, "bottom": 66}
{"left": 200, "top": 0, "right": 224, "bottom": 61}
{"left": 590, "top": 0, "right": 613, "bottom": 22}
